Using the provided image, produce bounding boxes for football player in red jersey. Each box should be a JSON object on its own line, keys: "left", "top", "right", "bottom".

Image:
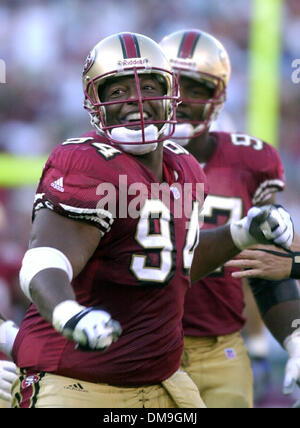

{"left": 160, "top": 29, "right": 300, "bottom": 408}
{"left": 10, "top": 32, "right": 294, "bottom": 408}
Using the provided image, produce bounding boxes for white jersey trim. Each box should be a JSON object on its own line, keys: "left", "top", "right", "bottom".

{"left": 33, "top": 194, "right": 114, "bottom": 235}
{"left": 252, "top": 179, "right": 285, "bottom": 205}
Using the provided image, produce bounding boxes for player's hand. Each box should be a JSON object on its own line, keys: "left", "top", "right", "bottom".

{"left": 230, "top": 205, "right": 294, "bottom": 250}
{"left": 225, "top": 246, "right": 293, "bottom": 280}
{"left": 247, "top": 205, "right": 293, "bottom": 249}
{"left": 52, "top": 301, "right": 122, "bottom": 351}
{"left": 0, "top": 360, "right": 18, "bottom": 402}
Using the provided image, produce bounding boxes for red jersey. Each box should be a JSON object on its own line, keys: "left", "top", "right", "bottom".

{"left": 13, "top": 132, "right": 207, "bottom": 386}
{"left": 183, "top": 132, "right": 285, "bottom": 337}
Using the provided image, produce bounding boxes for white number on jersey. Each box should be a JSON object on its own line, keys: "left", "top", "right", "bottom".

{"left": 164, "top": 141, "right": 189, "bottom": 155}
{"left": 202, "top": 195, "right": 243, "bottom": 225}
{"left": 231, "top": 133, "right": 264, "bottom": 151}
{"left": 202, "top": 195, "right": 243, "bottom": 274}
{"left": 62, "top": 137, "right": 94, "bottom": 145}
{"left": 183, "top": 201, "right": 200, "bottom": 275}
{"left": 130, "top": 199, "right": 200, "bottom": 285}
{"left": 91, "top": 143, "right": 122, "bottom": 160}
{"left": 62, "top": 138, "right": 122, "bottom": 160}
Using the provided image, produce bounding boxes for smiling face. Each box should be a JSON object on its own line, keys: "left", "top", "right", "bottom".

{"left": 176, "top": 75, "right": 215, "bottom": 123}
{"left": 99, "top": 73, "right": 166, "bottom": 131}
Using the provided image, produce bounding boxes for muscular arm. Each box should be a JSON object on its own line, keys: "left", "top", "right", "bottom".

{"left": 263, "top": 299, "right": 300, "bottom": 346}
{"left": 28, "top": 209, "right": 101, "bottom": 323}
{"left": 190, "top": 225, "right": 240, "bottom": 282}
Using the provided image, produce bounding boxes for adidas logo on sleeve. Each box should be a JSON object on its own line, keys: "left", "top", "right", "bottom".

{"left": 51, "top": 177, "right": 64, "bottom": 193}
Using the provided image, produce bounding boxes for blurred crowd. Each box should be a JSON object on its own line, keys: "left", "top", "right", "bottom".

{"left": 0, "top": 0, "right": 299, "bottom": 155}
{"left": 0, "top": 0, "right": 299, "bottom": 405}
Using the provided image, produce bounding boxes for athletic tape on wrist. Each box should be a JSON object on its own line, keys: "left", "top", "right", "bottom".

{"left": 230, "top": 219, "right": 257, "bottom": 250}
{"left": 19, "top": 247, "right": 73, "bottom": 301}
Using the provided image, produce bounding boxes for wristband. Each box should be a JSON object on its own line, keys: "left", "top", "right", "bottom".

{"left": 230, "top": 218, "right": 257, "bottom": 250}
{"left": 291, "top": 253, "right": 300, "bottom": 279}
{"left": 19, "top": 247, "right": 73, "bottom": 301}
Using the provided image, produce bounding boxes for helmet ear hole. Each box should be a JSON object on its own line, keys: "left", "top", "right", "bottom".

{"left": 97, "top": 76, "right": 116, "bottom": 102}
{"left": 97, "top": 83, "right": 105, "bottom": 102}
{"left": 202, "top": 82, "right": 216, "bottom": 99}
{"left": 153, "top": 74, "right": 168, "bottom": 95}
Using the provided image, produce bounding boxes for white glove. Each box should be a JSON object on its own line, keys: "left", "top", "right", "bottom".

{"left": 0, "top": 320, "right": 19, "bottom": 357}
{"left": 230, "top": 205, "right": 294, "bottom": 250}
{"left": 52, "top": 300, "right": 122, "bottom": 351}
{"left": 283, "top": 330, "right": 300, "bottom": 397}
{"left": 0, "top": 360, "right": 18, "bottom": 402}
{"left": 283, "top": 358, "right": 300, "bottom": 394}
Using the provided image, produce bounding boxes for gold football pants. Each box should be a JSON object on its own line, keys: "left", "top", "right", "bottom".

{"left": 0, "top": 397, "right": 10, "bottom": 408}
{"left": 11, "top": 368, "right": 206, "bottom": 408}
{"left": 181, "top": 332, "right": 254, "bottom": 408}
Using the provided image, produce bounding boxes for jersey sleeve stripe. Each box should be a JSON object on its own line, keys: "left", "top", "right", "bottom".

{"left": 34, "top": 193, "right": 45, "bottom": 202}
{"left": 59, "top": 203, "right": 114, "bottom": 222}
{"left": 33, "top": 195, "right": 114, "bottom": 236}
{"left": 252, "top": 179, "right": 285, "bottom": 205}
{"left": 59, "top": 203, "right": 114, "bottom": 230}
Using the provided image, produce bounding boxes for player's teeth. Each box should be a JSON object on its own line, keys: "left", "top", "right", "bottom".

{"left": 126, "top": 113, "right": 149, "bottom": 121}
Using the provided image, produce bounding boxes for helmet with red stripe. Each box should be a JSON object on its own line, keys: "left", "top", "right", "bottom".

{"left": 83, "top": 32, "right": 179, "bottom": 150}
{"left": 160, "top": 29, "right": 231, "bottom": 140}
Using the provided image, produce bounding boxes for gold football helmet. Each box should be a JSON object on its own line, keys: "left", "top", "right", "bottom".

{"left": 160, "top": 29, "right": 231, "bottom": 137}
{"left": 83, "top": 32, "right": 179, "bottom": 146}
